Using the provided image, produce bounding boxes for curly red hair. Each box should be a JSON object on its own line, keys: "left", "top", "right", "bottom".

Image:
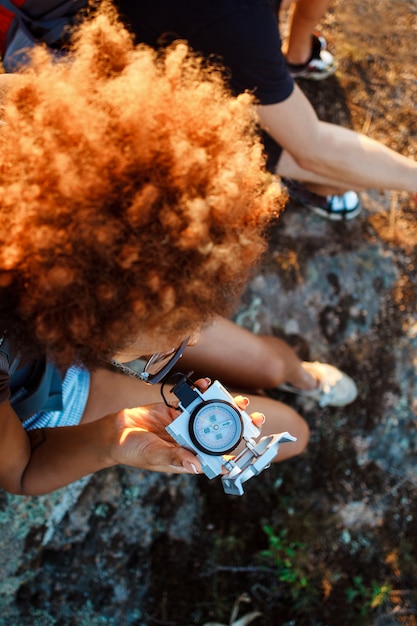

{"left": 0, "top": 6, "right": 283, "bottom": 368}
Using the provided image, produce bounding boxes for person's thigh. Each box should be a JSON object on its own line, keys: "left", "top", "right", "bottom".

{"left": 80, "top": 368, "right": 164, "bottom": 424}
{"left": 233, "top": 391, "right": 310, "bottom": 461}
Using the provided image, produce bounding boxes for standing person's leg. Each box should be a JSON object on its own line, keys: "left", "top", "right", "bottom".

{"left": 281, "top": 0, "right": 337, "bottom": 80}
{"left": 283, "top": 0, "right": 331, "bottom": 63}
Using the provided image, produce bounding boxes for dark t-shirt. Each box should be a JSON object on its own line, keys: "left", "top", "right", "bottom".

{"left": 2, "top": 0, "right": 290, "bottom": 168}
{"left": 117, "top": 0, "right": 294, "bottom": 105}
{"left": 3, "top": 0, "right": 293, "bottom": 104}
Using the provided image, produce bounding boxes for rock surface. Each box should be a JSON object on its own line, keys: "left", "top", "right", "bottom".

{"left": 1, "top": 0, "right": 417, "bottom": 624}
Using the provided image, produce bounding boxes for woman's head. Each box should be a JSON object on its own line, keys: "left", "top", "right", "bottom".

{"left": 0, "top": 6, "right": 283, "bottom": 368}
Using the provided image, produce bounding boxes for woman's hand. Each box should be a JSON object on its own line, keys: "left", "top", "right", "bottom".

{"left": 110, "top": 401, "right": 202, "bottom": 474}
{"left": 233, "top": 394, "right": 266, "bottom": 429}
{"left": 108, "top": 380, "right": 265, "bottom": 476}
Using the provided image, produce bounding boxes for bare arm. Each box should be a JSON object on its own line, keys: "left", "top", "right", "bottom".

{"left": 0, "top": 378, "right": 266, "bottom": 495}
{"left": 0, "top": 399, "right": 202, "bottom": 496}
{"left": 258, "top": 84, "right": 417, "bottom": 193}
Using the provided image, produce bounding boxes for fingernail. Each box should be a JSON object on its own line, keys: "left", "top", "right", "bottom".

{"left": 182, "top": 460, "right": 199, "bottom": 474}
{"left": 242, "top": 397, "right": 250, "bottom": 407}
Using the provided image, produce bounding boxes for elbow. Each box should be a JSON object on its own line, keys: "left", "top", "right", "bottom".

{"left": 290, "top": 149, "right": 330, "bottom": 177}
{"left": 289, "top": 126, "right": 345, "bottom": 177}
{"left": 292, "top": 154, "right": 319, "bottom": 174}
{"left": 0, "top": 483, "right": 51, "bottom": 496}
{"left": 0, "top": 480, "right": 25, "bottom": 496}
{"left": 0, "top": 468, "right": 50, "bottom": 497}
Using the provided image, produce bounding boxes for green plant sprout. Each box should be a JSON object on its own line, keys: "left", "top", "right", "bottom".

{"left": 346, "top": 575, "right": 391, "bottom": 616}
{"left": 259, "top": 525, "right": 313, "bottom": 604}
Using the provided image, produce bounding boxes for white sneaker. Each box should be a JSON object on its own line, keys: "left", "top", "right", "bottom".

{"left": 281, "top": 178, "right": 362, "bottom": 221}
{"left": 286, "top": 33, "right": 338, "bottom": 81}
{"left": 278, "top": 362, "right": 358, "bottom": 407}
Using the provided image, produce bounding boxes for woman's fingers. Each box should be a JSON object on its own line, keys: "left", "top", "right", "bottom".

{"left": 249, "top": 411, "right": 266, "bottom": 428}
{"left": 192, "top": 377, "right": 211, "bottom": 392}
{"left": 233, "top": 394, "right": 265, "bottom": 428}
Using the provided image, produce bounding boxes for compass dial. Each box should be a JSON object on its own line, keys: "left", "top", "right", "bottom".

{"left": 188, "top": 400, "right": 243, "bottom": 455}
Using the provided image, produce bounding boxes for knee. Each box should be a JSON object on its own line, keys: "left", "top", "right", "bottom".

{"left": 255, "top": 335, "right": 297, "bottom": 388}
{"left": 276, "top": 413, "right": 310, "bottom": 461}
{"left": 291, "top": 417, "right": 310, "bottom": 456}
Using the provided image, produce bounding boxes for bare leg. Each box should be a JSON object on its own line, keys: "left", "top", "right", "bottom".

{"left": 81, "top": 365, "right": 309, "bottom": 462}
{"left": 239, "top": 392, "right": 310, "bottom": 461}
{"left": 279, "top": 143, "right": 358, "bottom": 198}
{"left": 81, "top": 368, "right": 164, "bottom": 423}
{"left": 259, "top": 88, "right": 417, "bottom": 196}
{"left": 282, "top": 0, "right": 332, "bottom": 65}
{"left": 179, "top": 317, "right": 317, "bottom": 392}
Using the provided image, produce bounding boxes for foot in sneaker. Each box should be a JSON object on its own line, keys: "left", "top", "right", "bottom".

{"left": 281, "top": 178, "right": 362, "bottom": 221}
{"left": 286, "top": 33, "right": 338, "bottom": 81}
{"left": 277, "top": 362, "right": 358, "bottom": 408}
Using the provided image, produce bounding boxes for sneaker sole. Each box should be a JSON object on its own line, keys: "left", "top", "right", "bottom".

{"left": 281, "top": 178, "right": 362, "bottom": 221}
{"left": 291, "top": 63, "right": 338, "bottom": 81}
{"left": 284, "top": 187, "right": 363, "bottom": 220}
{"left": 304, "top": 200, "right": 362, "bottom": 221}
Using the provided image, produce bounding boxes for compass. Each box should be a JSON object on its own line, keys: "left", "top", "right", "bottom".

{"left": 188, "top": 399, "right": 243, "bottom": 455}
{"left": 165, "top": 376, "right": 297, "bottom": 492}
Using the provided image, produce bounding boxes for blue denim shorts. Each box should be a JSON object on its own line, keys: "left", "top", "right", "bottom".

{"left": 22, "top": 365, "right": 90, "bottom": 430}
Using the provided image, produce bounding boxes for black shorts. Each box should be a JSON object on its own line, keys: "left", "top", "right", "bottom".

{"left": 261, "top": 130, "right": 283, "bottom": 173}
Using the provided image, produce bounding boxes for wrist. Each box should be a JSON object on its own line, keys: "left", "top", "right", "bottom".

{"left": 89, "top": 412, "right": 121, "bottom": 469}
